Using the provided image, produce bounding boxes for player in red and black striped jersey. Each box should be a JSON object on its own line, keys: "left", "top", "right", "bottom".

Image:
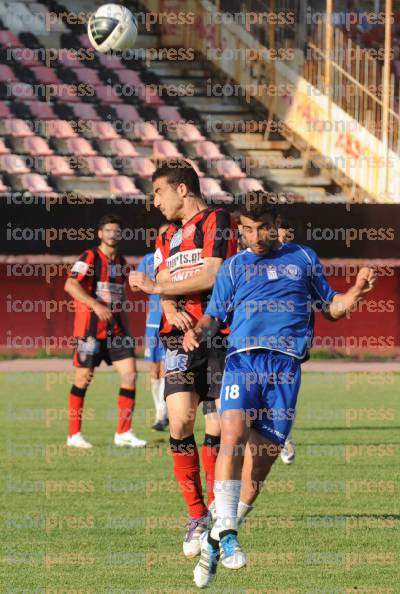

{"left": 64, "top": 213, "right": 146, "bottom": 450}
{"left": 129, "top": 160, "right": 237, "bottom": 557}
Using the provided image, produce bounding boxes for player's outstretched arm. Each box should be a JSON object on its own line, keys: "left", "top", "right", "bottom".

{"left": 327, "top": 267, "right": 377, "bottom": 320}
{"left": 129, "top": 257, "right": 223, "bottom": 296}
{"left": 182, "top": 315, "right": 221, "bottom": 352}
{"left": 64, "top": 278, "right": 113, "bottom": 322}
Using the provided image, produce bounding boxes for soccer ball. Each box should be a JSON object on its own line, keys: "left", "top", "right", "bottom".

{"left": 88, "top": 3, "right": 138, "bottom": 53}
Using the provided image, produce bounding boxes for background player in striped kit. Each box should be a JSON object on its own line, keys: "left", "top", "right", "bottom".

{"left": 129, "top": 160, "right": 237, "bottom": 557}
{"left": 64, "top": 213, "right": 146, "bottom": 449}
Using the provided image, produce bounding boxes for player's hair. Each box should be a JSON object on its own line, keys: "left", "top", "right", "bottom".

{"left": 152, "top": 160, "right": 201, "bottom": 196}
{"left": 239, "top": 192, "right": 279, "bottom": 222}
{"left": 98, "top": 213, "right": 122, "bottom": 230}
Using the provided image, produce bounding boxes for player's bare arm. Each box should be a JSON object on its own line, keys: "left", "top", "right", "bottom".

{"left": 325, "top": 267, "right": 377, "bottom": 320}
{"left": 128, "top": 257, "right": 223, "bottom": 296}
{"left": 183, "top": 315, "right": 221, "bottom": 352}
{"left": 64, "top": 277, "right": 113, "bottom": 322}
{"left": 157, "top": 268, "right": 193, "bottom": 331}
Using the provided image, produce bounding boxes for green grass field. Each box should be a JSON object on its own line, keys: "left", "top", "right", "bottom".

{"left": 1, "top": 370, "right": 399, "bottom": 594}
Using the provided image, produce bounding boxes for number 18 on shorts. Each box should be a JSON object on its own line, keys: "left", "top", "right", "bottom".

{"left": 219, "top": 349, "right": 301, "bottom": 446}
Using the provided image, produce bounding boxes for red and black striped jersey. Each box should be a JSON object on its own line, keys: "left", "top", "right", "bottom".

{"left": 154, "top": 207, "right": 237, "bottom": 334}
{"left": 69, "top": 247, "right": 130, "bottom": 339}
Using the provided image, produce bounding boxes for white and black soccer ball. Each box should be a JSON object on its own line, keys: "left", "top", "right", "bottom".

{"left": 88, "top": 3, "right": 138, "bottom": 53}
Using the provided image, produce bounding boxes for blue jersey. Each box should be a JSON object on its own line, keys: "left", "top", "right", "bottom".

{"left": 205, "top": 243, "right": 337, "bottom": 361}
{"left": 137, "top": 252, "right": 163, "bottom": 328}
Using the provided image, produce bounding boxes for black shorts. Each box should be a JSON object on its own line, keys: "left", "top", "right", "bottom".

{"left": 73, "top": 336, "right": 135, "bottom": 368}
{"left": 160, "top": 332, "right": 227, "bottom": 408}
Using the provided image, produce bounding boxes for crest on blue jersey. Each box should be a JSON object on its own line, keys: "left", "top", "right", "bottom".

{"left": 267, "top": 265, "right": 278, "bottom": 280}
{"left": 165, "top": 348, "right": 188, "bottom": 372}
{"left": 170, "top": 229, "right": 183, "bottom": 250}
{"left": 284, "top": 264, "right": 301, "bottom": 280}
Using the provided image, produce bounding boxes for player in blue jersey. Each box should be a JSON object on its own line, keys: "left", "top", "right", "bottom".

{"left": 135, "top": 225, "right": 169, "bottom": 430}
{"left": 183, "top": 194, "right": 377, "bottom": 587}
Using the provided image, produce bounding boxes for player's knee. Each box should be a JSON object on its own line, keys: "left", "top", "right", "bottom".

{"left": 75, "top": 369, "right": 93, "bottom": 389}
{"left": 120, "top": 371, "right": 136, "bottom": 389}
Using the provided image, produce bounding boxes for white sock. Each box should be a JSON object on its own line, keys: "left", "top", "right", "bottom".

{"left": 237, "top": 500, "right": 253, "bottom": 526}
{"left": 157, "top": 378, "right": 167, "bottom": 420}
{"left": 151, "top": 378, "right": 162, "bottom": 421}
{"left": 210, "top": 479, "right": 241, "bottom": 540}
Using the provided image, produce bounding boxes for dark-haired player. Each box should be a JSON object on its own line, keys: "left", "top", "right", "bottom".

{"left": 64, "top": 214, "right": 146, "bottom": 449}
{"left": 183, "top": 194, "right": 376, "bottom": 587}
{"left": 129, "top": 160, "right": 237, "bottom": 557}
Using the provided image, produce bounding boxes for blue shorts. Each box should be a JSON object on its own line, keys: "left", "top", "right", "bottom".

{"left": 144, "top": 326, "right": 164, "bottom": 363}
{"left": 219, "top": 349, "right": 301, "bottom": 445}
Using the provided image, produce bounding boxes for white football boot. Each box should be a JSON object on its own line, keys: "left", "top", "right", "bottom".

{"left": 67, "top": 432, "right": 93, "bottom": 449}
{"left": 183, "top": 514, "right": 210, "bottom": 558}
{"left": 193, "top": 530, "right": 220, "bottom": 588}
{"left": 220, "top": 531, "right": 247, "bottom": 569}
{"left": 280, "top": 439, "right": 296, "bottom": 464}
{"left": 114, "top": 430, "right": 146, "bottom": 448}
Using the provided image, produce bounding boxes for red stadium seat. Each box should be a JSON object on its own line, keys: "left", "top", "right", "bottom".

{"left": 51, "top": 84, "right": 80, "bottom": 103}
{"left": 110, "top": 176, "right": 141, "bottom": 196}
{"left": 116, "top": 70, "right": 142, "bottom": 86}
{"left": 95, "top": 85, "right": 123, "bottom": 104}
{"left": 30, "top": 66, "right": 61, "bottom": 85}
{"left": 215, "top": 159, "right": 245, "bottom": 179}
{"left": 176, "top": 123, "right": 205, "bottom": 143}
{"left": 0, "top": 31, "right": 22, "bottom": 48}
{"left": 153, "top": 139, "right": 182, "bottom": 159}
{"left": 84, "top": 156, "right": 117, "bottom": 177}
{"left": 193, "top": 141, "right": 224, "bottom": 160}
{"left": 66, "top": 137, "right": 97, "bottom": 156}
{"left": 70, "top": 103, "right": 100, "bottom": 120}
{"left": 29, "top": 102, "right": 57, "bottom": 120}
{"left": 8, "top": 83, "right": 36, "bottom": 102}
{"left": 78, "top": 34, "right": 91, "bottom": 48}
{"left": 43, "top": 156, "right": 74, "bottom": 176}
{"left": 12, "top": 48, "right": 40, "bottom": 66}
{"left": 42, "top": 120, "right": 77, "bottom": 138}
{"left": 0, "top": 101, "right": 12, "bottom": 118}
{"left": 5, "top": 119, "right": 34, "bottom": 137}
{"left": 237, "top": 178, "right": 264, "bottom": 192}
{"left": 157, "top": 106, "right": 182, "bottom": 122}
{"left": 72, "top": 67, "right": 103, "bottom": 86}
{"left": 0, "top": 154, "right": 30, "bottom": 174}
{"left": 200, "top": 177, "right": 228, "bottom": 198}
{"left": 138, "top": 85, "right": 164, "bottom": 106}
{"left": 129, "top": 157, "right": 156, "bottom": 177}
{"left": 134, "top": 121, "right": 162, "bottom": 142}
{"left": 58, "top": 51, "right": 85, "bottom": 69}
{"left": 114, "top": 104, "right": 141, "bottom": 122}
{"left": 185, "top": 159, "right": 204, "bottom": 177}
{"left": 109, "top": 139, "right": 138, "bottom": 158}
{"left": 0, "top": 139, "right": 10, "bottom": 155}
{"left": 97, "top": 54, "right": 125, "bottom": 70}
{"left": 20, "top": 173, "right": 55, "bottom": 195}
{"left": 0, "top": 65, "right": 17, "bottom": 82}
{"left": 88, "top": 121, "right": 119, "bottom": 140}
{"left": 23, "top": 136, "right": 53, "bottom": 156}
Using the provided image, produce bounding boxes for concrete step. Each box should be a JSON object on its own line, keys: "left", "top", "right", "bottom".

{"left": 227, "top": 134, "right": 290, "bottom": 151}
{"left": 150, "top": 61, "right": 211, "bottom": 78}
{"left": 262, "top": 169, "right": 332, "bottom": 186}
{"left": 244, "top": 150, "right": 302, "bottom": 167}
{"left": 181, "top": 97, "right": 250, "bottom": 113}
{"left": 282, "top": 186, "right": 329, "bottom": 201}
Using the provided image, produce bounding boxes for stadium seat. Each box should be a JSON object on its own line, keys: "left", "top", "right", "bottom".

{"left": 8, "top": 82, "right": 36, "bottom": 102}
{"left": 176, "top": 123, "right": 205, "bottom": 143}
{"left": 133, "top": 121, "right": 162, "bottom": 143}
{"left": 237, "top": 178, "right": 265, "bottom": 192}
{"left": 200, "top": 177, "right": 232, "bottom": 202}
{"left": 0, "top": 30, "right": 22, "bottom": 47}
{"left": 20, "top": 173, "right": 56, "bottom": 195}
{"left": 83, "top": 156, "right": 117, "bottom": 177}
{"left": 0, "top": 64, "right": 17, "bottom": 82}
{"left": 116, "top": 70, "right": 143, "bottom": 86}
{"left": 40, "top": 119, "right": 77, "bottom": 138}
{"left": 0, "top": 138, "right": 9, "bottom": 154}
{"left": 11, "top": 48, "right": 40, "bottom": 66}
{"left": 97, "top": 54, "right": 125, "bottom": 70}
{"left": 0, "top": 101, "right": 12, "bottom": 118}
{"left": 70, "top": 103, "right": 100, "bottom": 121}
{"left": 83, "top": 120, "right": 120, "bottom": 140}
{"left": 106, "top": 139, "right": 138, "bottom": 158}
{"left": 215, "top": 159, "right": 246, "bottom": 179}
{"left": 58, "top": 51, "right": 86, "bottom": 69}
{"left": 138, "top": 85, "right": 164, "bottom": 106}
{"left": 110, "top": 176, "right": 141, "bottom": 196}
{"left": 29, "top": 102, "right": 57, "bottom": 120}
{"left": 0, "top": 174, "right": 9, "bottom": 192}
{"left": 51, "top": 84, "right": 81, "bottom": 103}
{"left": 192, "top": 141, "right": 224, "bottom": 160}
{"left": 3, "top": 118, "right": 34, "bottom": 137}
{"left": 42, "top": 155, "right": 74, "bottom": 176}
{"left": 127, "top": 157, "right": 156, "bottom": 177}
{"left": 30, "top": 66, "right": 61, "bottom": 85}
{"left": 94, "top": 85, "right": 124, "bottom": 104}
{"left": 153, "top": 139, "right": 183, "bottom": 160}
{"left": 78, "top": 33, "right": 91, "bottom": 48}
{"left": 157, "top": 106, "right": 182, "bottom": 122}
{"left": 0, "top": 153, "right": 30, "bottom": 174}
{"left": 72, "top": 67, "right": 103, "bottom": 86}
{"left": 186, "top": 158, "right": 204, "bottom": 177}
{"left": 65, "top": 137, "right": 97, "bottom": 157}
{"left": 114, "top": 104, "right": 141, "bottom": 122}
{"left": 22, "top": 136, "right": 53, "bottom": 156}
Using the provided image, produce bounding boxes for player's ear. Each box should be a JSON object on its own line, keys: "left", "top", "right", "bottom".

{"left": 98, "top": 228, "right": 102, "bottom": 241}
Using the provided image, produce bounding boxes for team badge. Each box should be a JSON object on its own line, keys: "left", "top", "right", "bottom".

{"left": 267, "top": 265, "right": 278, "bottom": 280}
{"left": 71, "top": 260, "right": 88, "bottom": 275}
{"left": 284, "top": 264, "right": 301, "bottom": 280}
{"left": 154, "top": 248, "right": 163, "bottom": 269}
